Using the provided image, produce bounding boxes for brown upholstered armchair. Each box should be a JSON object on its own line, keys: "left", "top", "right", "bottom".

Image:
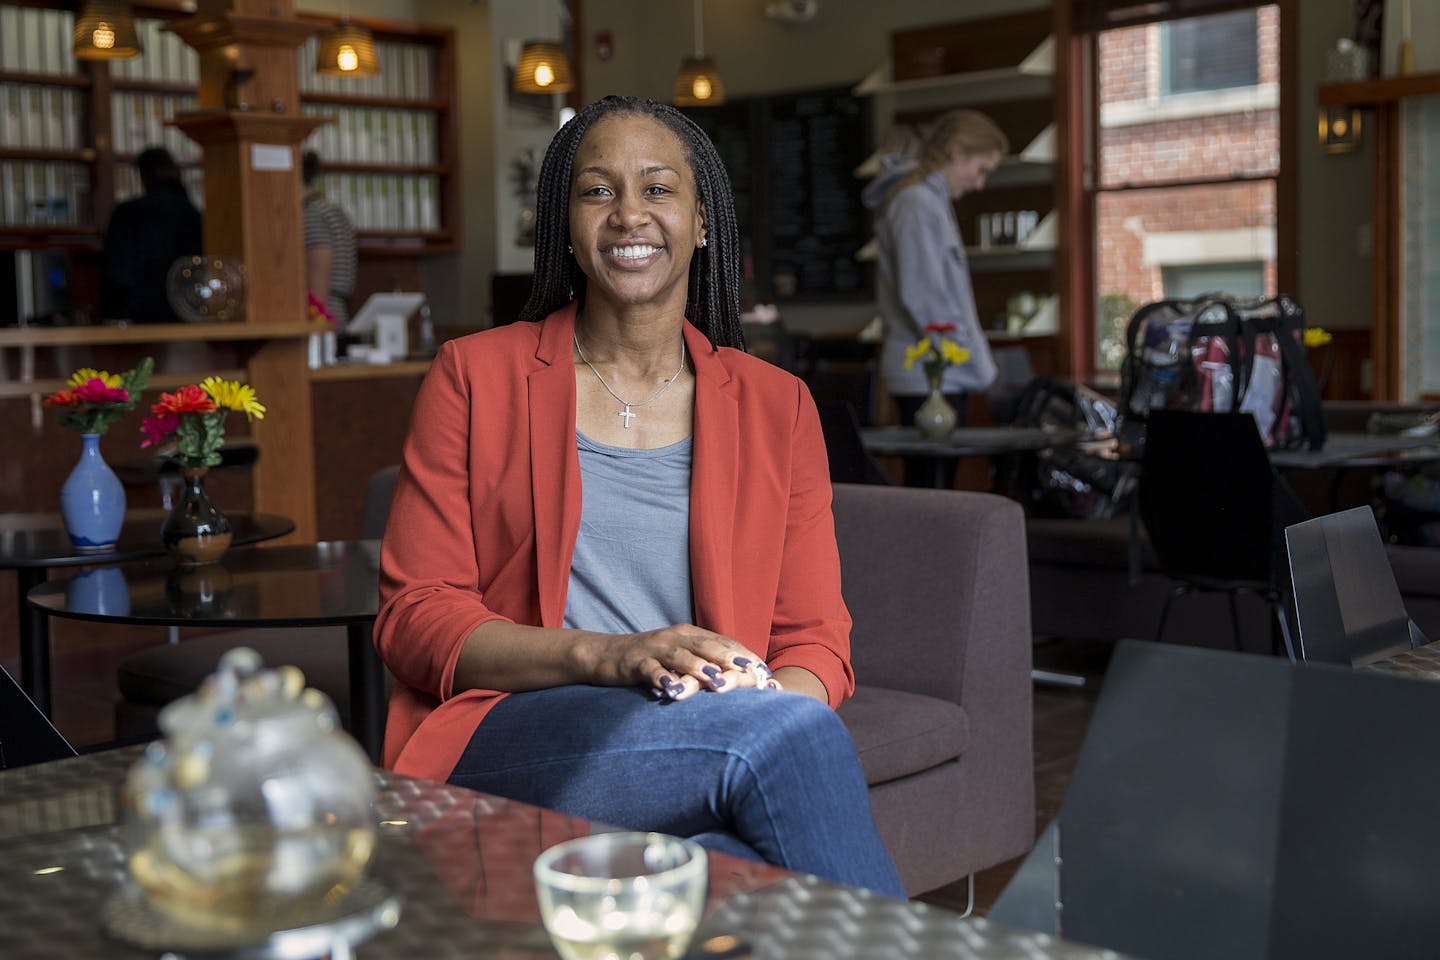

{"left": 831, "top": 484, "right": 1036, "bottom": 896}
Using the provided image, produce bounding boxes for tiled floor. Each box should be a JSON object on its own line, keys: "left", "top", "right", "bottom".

{"left": 9, "top": 610, "right": 1109, "bottom": 918}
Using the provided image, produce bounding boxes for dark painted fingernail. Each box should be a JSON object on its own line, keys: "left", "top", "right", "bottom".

{"left": 711, "top": 676, "right": 727, "bottom": 689}
{"left": 659, "top": 675, "right": 675, "bottom": 686}
{"left": 650, "top": 686, "right": 667, "bottom": 699}
{"left": 665, "top": 680, "right": 685, "bottom": 697}
{"left": 733, "top": 657, "right": 752, "bottom": 668}
{"left": 701, "top": 665, "right": 721, "bottom": 680}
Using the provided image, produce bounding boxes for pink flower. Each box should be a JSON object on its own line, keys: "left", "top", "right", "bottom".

{"left": 74, "top": 378, "right": 130, "bottom": 404}
{"left": 140, "top": 412, "right": 179, "bottom": 449}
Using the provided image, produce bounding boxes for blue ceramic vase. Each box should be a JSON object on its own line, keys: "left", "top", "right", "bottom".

{"left": 60, "top": 434, "right": 126, "bottom": 552}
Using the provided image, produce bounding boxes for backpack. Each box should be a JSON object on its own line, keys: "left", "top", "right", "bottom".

{"left": 1118, "top": 294, "right": 1327, "bottom": 452}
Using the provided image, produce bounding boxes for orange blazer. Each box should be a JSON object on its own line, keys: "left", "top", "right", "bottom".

{"left": 375, "top": 302, "right": 854, "bottom": 782}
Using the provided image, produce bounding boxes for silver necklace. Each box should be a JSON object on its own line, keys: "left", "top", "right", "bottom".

{"left": 573, "top": 333, "right": 687, "bottom": 429}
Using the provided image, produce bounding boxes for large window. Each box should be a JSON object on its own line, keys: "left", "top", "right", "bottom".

{"left": 1090, "top": 4, "right": 1281, "bottom": 373}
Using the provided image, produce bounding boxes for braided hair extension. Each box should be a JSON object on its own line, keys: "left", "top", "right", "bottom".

{"left": 518, "top": 96, "right": 745, "bottom": 351}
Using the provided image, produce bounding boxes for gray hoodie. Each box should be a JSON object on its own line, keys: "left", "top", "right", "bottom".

{"left": 863, "top": 159, "right": 997, "bottom": 396}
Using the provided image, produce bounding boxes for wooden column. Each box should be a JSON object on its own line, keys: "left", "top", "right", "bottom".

{"left": 167, "top": 1, "right": 327, "bottom": 541}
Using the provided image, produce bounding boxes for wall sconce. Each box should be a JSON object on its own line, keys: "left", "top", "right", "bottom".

{"left": 73, "top": 0, "right": 142, "bottom": 60}
{"left": 1318, "top": 106, "right": 1362, "bottom": 154}
{"left": 674, "top": 0, "right": 724, "bottom": 106}
{"left": 514, "top": 40, "right": 574, "bottom": 94}
{"left": 316, "top": 19, "right": 380, "bottom": 77}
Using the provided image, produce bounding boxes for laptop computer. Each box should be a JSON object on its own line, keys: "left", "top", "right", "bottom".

{"left": 1285, "top": 506, "right": 1427, "bottom": 666}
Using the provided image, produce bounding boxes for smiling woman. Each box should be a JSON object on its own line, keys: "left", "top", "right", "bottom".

{"left": 374, "top": 96, "right": 905, "bottom": 898}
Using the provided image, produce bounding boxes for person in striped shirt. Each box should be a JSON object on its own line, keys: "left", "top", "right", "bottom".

{"left": 302, "top": 150, "right": 357, "bottom": 328}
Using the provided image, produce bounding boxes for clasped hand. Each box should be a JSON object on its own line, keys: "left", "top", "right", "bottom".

{"left": 590, "top": 624, "right": 782, "bottom": 701}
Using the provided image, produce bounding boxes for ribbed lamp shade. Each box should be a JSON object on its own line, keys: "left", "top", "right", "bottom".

{"left": 513, "top": 40, "right": 574, "bottom": 94}
{"left": 316, "top": 20, "right": 380, "bottom": 77}
{"left": 73, "top": 0, "right": 142, "bottom": 60}
{"left": 673, "top": 56, "right": 724, "bottom": 106}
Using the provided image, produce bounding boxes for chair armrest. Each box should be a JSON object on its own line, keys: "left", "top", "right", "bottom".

{"left": 832, "top": 485, "right": 1032, "bottom": 705}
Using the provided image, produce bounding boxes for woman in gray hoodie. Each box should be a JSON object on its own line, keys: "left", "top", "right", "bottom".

{"left": 863, "top": 110, "right": 1006, "bottom": 486}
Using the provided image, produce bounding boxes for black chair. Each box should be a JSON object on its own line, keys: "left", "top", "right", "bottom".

{"left": 1285, "top": 505, "right": 1428, "bottom": 665}
{"left": 1138, "top": 410, "right": 1303, "bottom": 657}
{"left": 816, "top": 402, "right": 889, "bottom": 486}
{"left": 0, "top": 664, "right": 77, "bottom": 769}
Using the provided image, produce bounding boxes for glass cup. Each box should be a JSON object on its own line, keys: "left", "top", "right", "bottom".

{"left": 534, "top": 832, "right": 708, "bottom": 960}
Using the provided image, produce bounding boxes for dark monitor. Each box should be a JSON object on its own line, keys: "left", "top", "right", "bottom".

{"left": 0, "top": 665, "right": 77, "bottom": 770}
{"left": 490, "top": 273, "right": 534, "bottom": 327}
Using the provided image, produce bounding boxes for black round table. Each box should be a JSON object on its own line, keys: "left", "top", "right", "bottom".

{"left": 27, "top": 540, "right": 384, "bottom": 762}
{"left": 3, "top": 511, "right": 293, "bottom": 717}
{"left": 861, "top": 425, "right": 1082, "bottom": 489}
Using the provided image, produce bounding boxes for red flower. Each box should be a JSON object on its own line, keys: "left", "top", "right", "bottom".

{"left": 139, "top": 412, "right": 180, "bottom": 449}
{"left": 44, "top": 389, "right": 78, "bottom": 407}
{"left": 151, "top": 384, "right": 216, "bottom": 415}
{"left": 74, "top": 378, "right": 130, "bottom": 404}
{"left": 924, "top": 322, "right": 957, "bottom": 334}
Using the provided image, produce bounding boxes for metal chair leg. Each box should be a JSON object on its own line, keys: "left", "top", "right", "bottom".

{"left": 1155, "top": 590, "right": 1176, "bottom": 643}
{"left": 1227, "top": 591, "right": 1244, "bottom": 652}
{"left": 1272, "top": 599, "right": 1297, "bottom": 662}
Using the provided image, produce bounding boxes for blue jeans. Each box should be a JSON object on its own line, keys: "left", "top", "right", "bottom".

{"left": 448, "top": 685, "right": 905, "bottom": 898}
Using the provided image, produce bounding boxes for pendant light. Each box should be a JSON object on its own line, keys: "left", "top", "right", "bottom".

{"left": 514, "top": 40, "right": 574, "bottom": 94}
{"left": 73, "top": 0, "right": 142, "bottom": 60}
{"left": 673, "top": 0, "right": 724, "bottom": 107}
{"left": 514, "top": 3, "right": 574, "bottom": 94}
{"left": 316, "top": 6, "right": 380, "bottom": 79}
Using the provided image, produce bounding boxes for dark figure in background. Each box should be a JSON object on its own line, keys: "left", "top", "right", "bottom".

{"left": 101, "top": 147, "right": 202, "bottom": 324}
{"left": 302, "top": 150, "right": 357, "bottom": 327}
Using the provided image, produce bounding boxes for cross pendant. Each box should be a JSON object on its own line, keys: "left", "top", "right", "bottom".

{"left": 619, "top": 406, "right": 636, "bottom": 428}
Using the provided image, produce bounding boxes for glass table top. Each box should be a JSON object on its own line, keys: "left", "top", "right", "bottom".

{"left": 0, "top": 512, "right": 295, "bottom": 570}
{"left": 0, "top": 748, "right": 1139, "bottom": 960}
{"left": 27, "top": 540, "right": 379, "bottom": 628}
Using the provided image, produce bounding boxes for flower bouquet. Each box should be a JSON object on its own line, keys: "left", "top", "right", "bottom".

{"left": 140, "top": 376, "right": 266, "bottom": 566}
{"left": 904, "top": 322, "right": 972, "bottom": 385}
{"left": 44, "top": 357, "right": 154, "bottom": 551}
{"left": 44, "top": 357, "right": 154, "bottom": 436}
{"left": 903, "top": 323, "right": 971, "bottom": 440}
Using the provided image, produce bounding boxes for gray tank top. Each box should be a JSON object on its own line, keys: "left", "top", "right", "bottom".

{"left": 563, "top": 430, "right": 695, "bottom": 634}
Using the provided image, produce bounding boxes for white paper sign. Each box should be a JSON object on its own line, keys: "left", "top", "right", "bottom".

{"left": 250, "top": 144, "right": 293, "bottom": 171}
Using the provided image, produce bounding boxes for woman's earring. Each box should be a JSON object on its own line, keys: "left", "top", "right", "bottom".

{"left": 567, "top": 244, "right": 573, "bottom": 254}
{"left": 698, "top": 236, "right": 708, "bottom": 248}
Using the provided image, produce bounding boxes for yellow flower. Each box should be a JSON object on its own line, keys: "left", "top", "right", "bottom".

{"left": 68, "top": 368, "right": 121, "bottom": 388}
{"left": 1303, "top": 327, "right": 1333, "bottom": 348}
{"left": 200, "top": 376, "right": 266, "bottom": 420}
{"left": 903, "top": 337, "right": 933, "bottom": 370}
{"left": 940, "top": 341, "right": 971, "bottom": 366}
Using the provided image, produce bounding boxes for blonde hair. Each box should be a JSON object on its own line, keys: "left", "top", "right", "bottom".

{"left": 890, "top": 109, "right": 1008, "bottom": 199}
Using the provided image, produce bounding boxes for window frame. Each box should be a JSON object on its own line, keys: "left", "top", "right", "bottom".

{"left": 1062, "top": 0, "right": 1297, "bottom": 385}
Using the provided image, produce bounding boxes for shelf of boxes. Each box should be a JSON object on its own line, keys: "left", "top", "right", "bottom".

{"left": 297, "top": 33, "right": 447, "bottom": 240}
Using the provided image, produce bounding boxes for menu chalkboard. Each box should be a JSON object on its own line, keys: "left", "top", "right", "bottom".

{"left": 685, "top": 87, "right": 871, "bottom": 302}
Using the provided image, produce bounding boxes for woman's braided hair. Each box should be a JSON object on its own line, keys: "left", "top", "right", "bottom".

{"left": 518, "top": 96, "right": 745, "bottom": 351}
